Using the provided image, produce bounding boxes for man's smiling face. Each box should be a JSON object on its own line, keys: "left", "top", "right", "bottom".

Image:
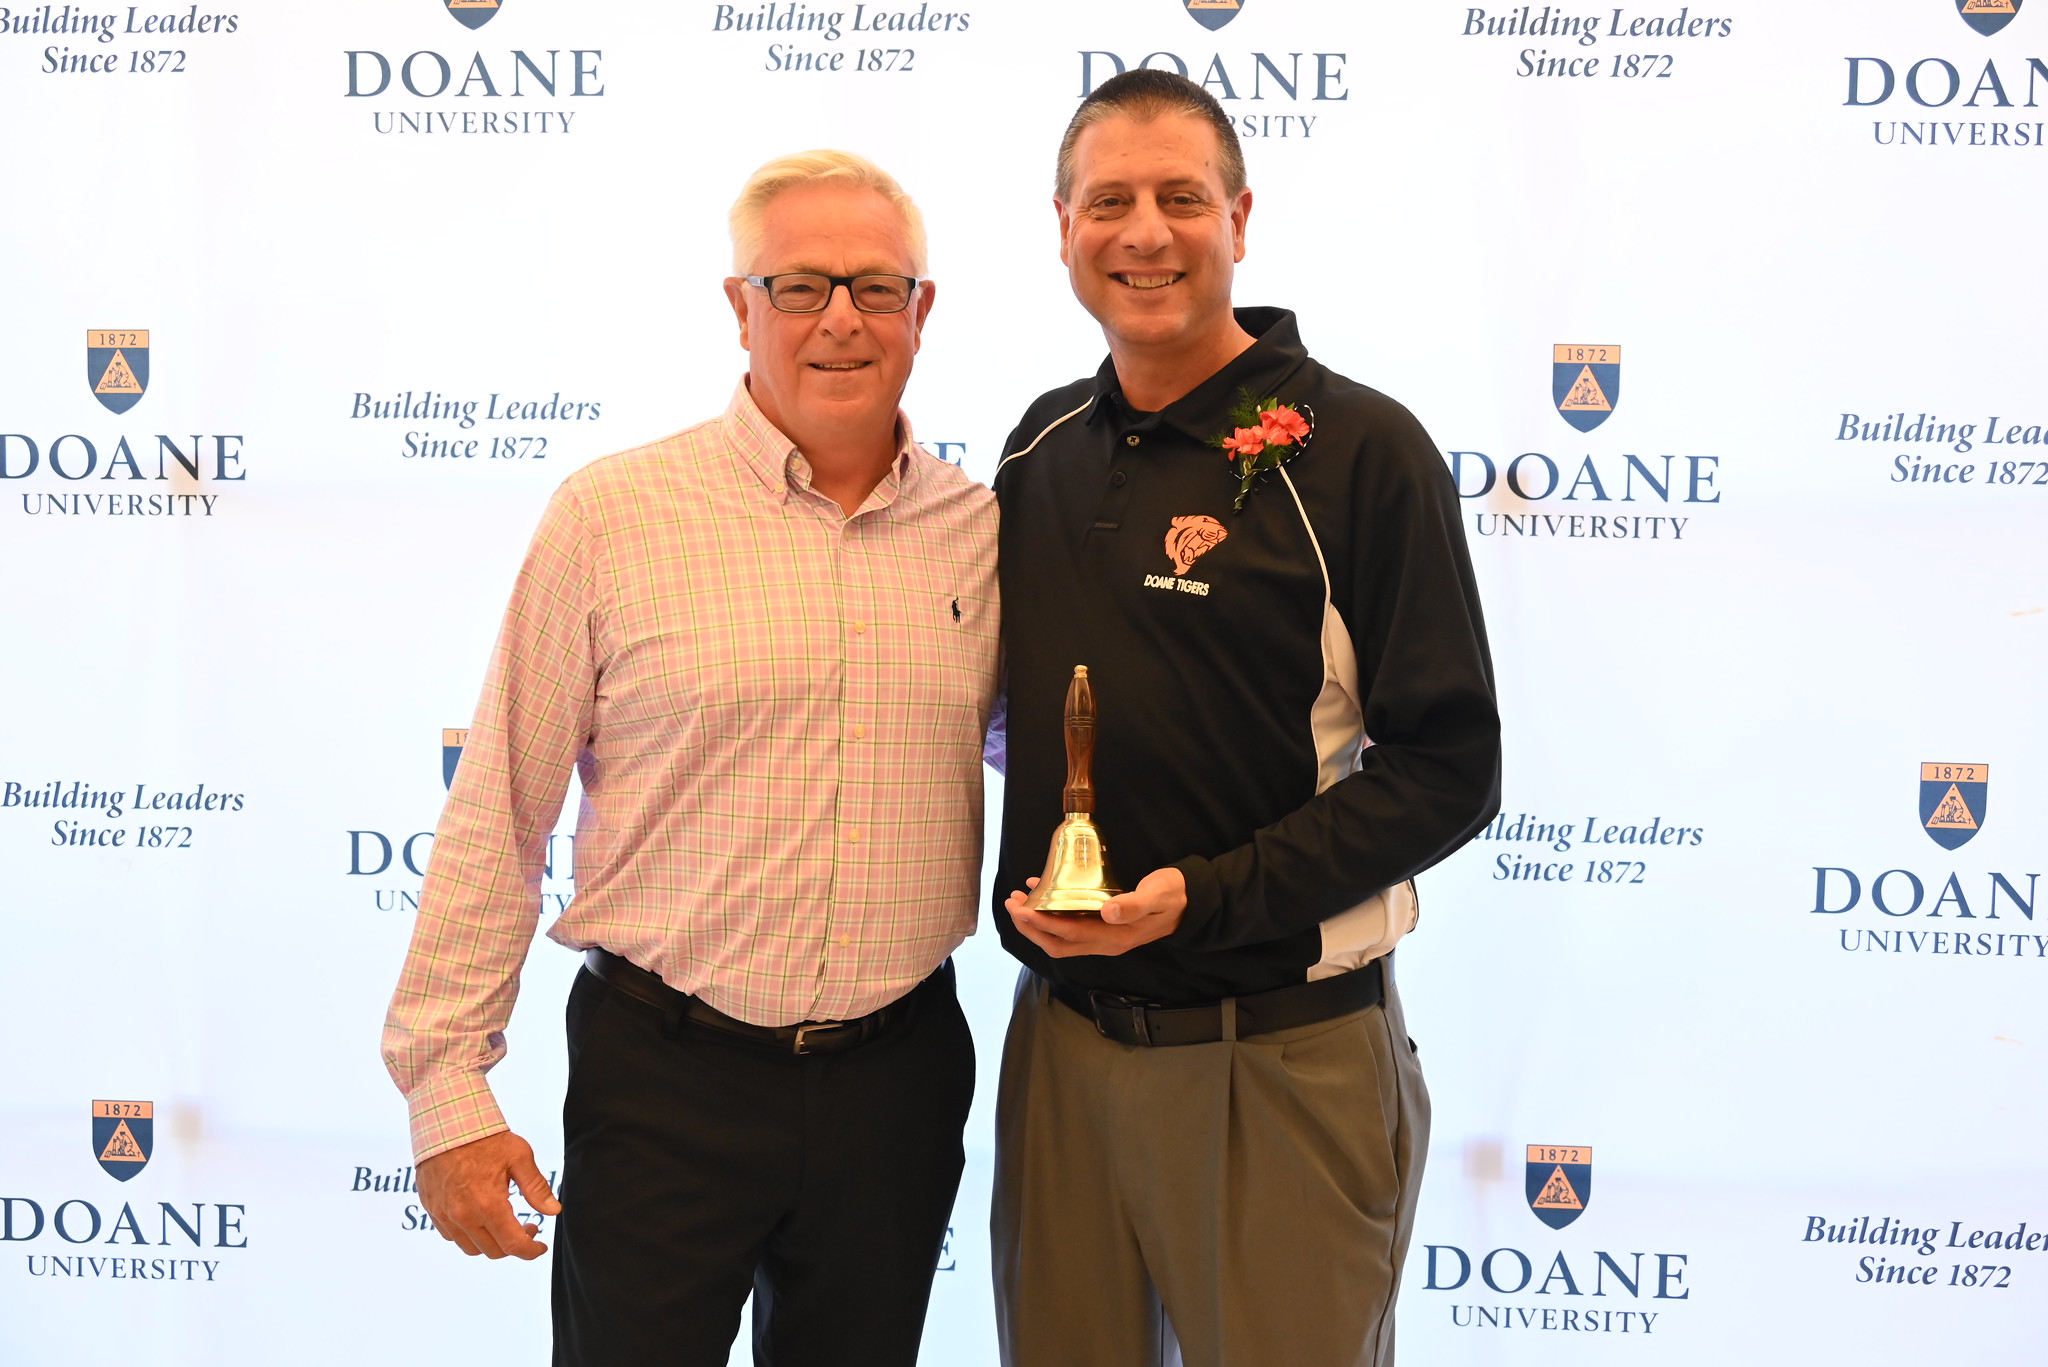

{"left": 725, "top": 183, "right": 931, "bottom": 447}
{"left": 1058, "top": 111, "right": 1249, "bottom": 361}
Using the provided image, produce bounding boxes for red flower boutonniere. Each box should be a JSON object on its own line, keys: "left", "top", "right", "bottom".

{"left": 1210, "top": 392, "right": 1314, "bottom": 511}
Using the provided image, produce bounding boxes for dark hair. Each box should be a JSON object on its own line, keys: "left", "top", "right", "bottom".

{"left": 1055, "top": 69, "right": 1247, "bottom": 202}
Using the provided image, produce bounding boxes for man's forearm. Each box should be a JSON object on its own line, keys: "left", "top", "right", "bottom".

{"left": 381, "top": 483, "right": 596, "bottom": 1161}
{"left": 1171, "top": 724, "right": 1501, "bottom": 953}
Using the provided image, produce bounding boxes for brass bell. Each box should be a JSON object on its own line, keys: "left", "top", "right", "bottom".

{"left": 1023, "top": 666, "right": 1125, "bottom": 916}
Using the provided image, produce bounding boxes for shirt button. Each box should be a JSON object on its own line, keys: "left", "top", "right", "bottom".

{"left": 852, "top": 724, "right": 867, "bottom": 740}
{"left": 853, "top": 620, "right": 867, "bottom": 635}
{"left": 1125, "top": 434, "right": 1141, "bottom": 446}
{"left": 1110, "top": 470, "right": 1127, "bottom": 487}
{"left": 837, "top": 935, "right": 852, "bottom": 948}
{"left": 846, "top": 828, "right": 861, "bottom": 843}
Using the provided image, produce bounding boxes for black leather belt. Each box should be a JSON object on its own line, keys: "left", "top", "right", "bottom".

{"left": 1046, "top": 957, "right": 1384, "bottom": 1047}
{"left": 583, "top": 947, "right": 940, "bottom": 1055}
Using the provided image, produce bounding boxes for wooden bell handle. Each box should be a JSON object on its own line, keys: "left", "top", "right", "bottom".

{"left": 1062, "top": 666, "right": 1096, "bottom": 815}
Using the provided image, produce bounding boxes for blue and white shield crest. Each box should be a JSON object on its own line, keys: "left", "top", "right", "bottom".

{"left": 1182, "top": 0, "right": 1243, "bottom": 31}
{"left": 443, "top": 728, "right": 469, "bottom": 789}
{"left": 445, "top": 0, "right": 501, "bottom": 29}
{"left": 1920, "top": 762, "right": 1988, "bottom": 849}
{"left": 1958, "top": 0, "right": 2021, "bottom": 37}
{"left": 1526, "top": 1145, "right": 1592, "bottom": 1229}
{"left": 93, "top": 1101, "right": 153, "bottom": 1182}
{"left": 1553, "top": 345, "right": 1620, "bottom": 432}
{"left": 86, "top": 330, "right": 149, "bottom": 414}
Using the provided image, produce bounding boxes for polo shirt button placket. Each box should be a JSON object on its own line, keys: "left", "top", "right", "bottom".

{"left": 1090, "top": 440, "right": 1138, "bottom": 540}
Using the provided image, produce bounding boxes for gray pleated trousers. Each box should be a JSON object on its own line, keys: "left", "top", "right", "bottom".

{"left": 991, "top": 960, "right": 1428, "bottom": 1367}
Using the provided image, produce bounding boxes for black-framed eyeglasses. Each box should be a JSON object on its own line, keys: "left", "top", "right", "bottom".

{"left": 744, "top": 273, "right": 923, "bottom": 314}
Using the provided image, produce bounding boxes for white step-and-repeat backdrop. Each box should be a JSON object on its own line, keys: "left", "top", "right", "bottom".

{"left": 2, "top": 1, "right": 2042, "bottom": 1362}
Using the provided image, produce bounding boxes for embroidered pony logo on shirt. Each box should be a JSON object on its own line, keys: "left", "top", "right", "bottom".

{"left": 1145, "top": 515, "right": 1228, "bottom": 597}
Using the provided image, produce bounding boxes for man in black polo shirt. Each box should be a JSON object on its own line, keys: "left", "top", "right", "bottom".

{"left": 988, "top": 71, "right": 1501, "bottom": 1367}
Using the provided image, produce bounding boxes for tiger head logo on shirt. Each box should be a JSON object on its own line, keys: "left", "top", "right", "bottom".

{"left": 1164, "top": 515, "right": 1228, "bottom": 576}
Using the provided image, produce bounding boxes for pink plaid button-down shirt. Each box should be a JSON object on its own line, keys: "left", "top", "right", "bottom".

{"left": 383, "top": 381, "right": 1000, "bottom": 1161}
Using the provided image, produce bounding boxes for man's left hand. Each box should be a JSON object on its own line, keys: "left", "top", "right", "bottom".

{"left": 1006, "top": 866, "right": 1187, "bottom": 958}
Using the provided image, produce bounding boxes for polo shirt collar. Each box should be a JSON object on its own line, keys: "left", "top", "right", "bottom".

{"left": 1084, "top": 307, "right": 1311, "bottom": 443}
{"left": 722, "top": 377, "right": 920, "bottom": 507}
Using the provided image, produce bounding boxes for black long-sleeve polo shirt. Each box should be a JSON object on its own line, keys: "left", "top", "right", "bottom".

{"left": 990, "top": 307, "right": 1502, "bottom": 1005}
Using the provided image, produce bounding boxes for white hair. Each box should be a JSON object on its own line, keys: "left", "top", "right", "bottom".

{"left": 728, "top": 148, "right": 928, "bottom": 277}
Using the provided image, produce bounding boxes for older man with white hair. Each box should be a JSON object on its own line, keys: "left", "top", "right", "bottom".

{"left": 381, "top": 149, "right": 997, "bottom": 1366}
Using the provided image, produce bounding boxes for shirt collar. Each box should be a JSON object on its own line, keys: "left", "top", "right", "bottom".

{"left": 1083, "top": 307, "right": 1310, "bottom": 444}
{"left": 722, "top": 377, "right": 921, "bottom": 508}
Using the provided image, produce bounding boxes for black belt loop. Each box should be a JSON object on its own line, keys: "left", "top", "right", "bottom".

{"left": 1220, "top": 996, "right": 1238, "bottom": 1043}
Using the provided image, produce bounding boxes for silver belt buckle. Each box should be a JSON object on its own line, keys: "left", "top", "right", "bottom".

{"left": 792, "top": 1022, "right": 835, "bottom": 1055}
{"left": 1087, "top": 992, "right": 1150, "bottom": 1045}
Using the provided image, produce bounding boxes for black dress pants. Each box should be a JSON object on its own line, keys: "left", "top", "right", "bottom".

{"left": 552, "top": 960, "right": 974, "bottom": 1367}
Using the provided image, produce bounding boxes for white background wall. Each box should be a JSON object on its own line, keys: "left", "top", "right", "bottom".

{"left": 1, "top": 1, "right": 2043, "bottom": 1362}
